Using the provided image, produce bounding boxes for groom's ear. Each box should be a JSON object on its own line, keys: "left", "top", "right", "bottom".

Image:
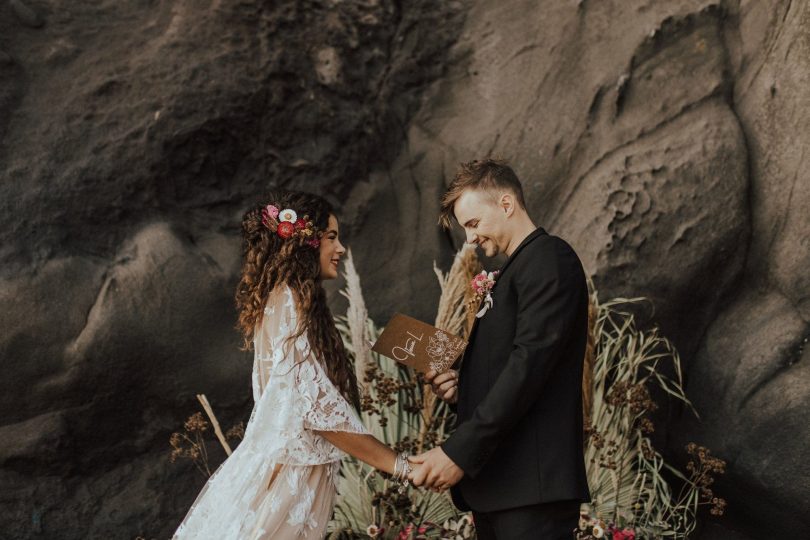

{"left": 499, "top": 193, "right": 516, "bottom": 217}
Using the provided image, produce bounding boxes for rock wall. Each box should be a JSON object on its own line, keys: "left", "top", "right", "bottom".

{"left": 0, "top": 1, "right": 463, "bottom": 537}
{"left": 1, "top": 0, "right": 807, "bottom": 538}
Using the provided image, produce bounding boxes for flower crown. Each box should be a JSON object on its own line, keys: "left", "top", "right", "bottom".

{"left": 261, "top": 204, "right": 321, "bottom": 248}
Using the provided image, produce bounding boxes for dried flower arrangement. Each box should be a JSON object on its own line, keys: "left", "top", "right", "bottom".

{"left": 167, "top": 247, "right": 726, "bottom": 540}
{"left": 330, "top": 250, "right": 726, "bottom": 539}
{"left": 328, "top": 246, "right": 480, "bottom": 539}
{"left": 169, "top": 395, "right": 245, "bottom": 479}
{"left": 575, "top": 292, "right": 726, "bottom": 539}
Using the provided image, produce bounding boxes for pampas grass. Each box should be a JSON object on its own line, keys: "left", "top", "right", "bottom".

{"left": 582, "top": 289, "right": 598, "bottom": 427}
{"left": 341, "top": 249, "right": 374, "bottom": 393}
{"left": 332, "top": 249, "right": 724, "bottom": 540}
{"left": 581, "top": 289, "right": 725, "bottom": 538}
{"left": 433, "top": 243, "right": 482, "bottom": 337}
{"left": 330, "top": 247, "right": 476, "bottom": 539}
{"left": 167, "top": 244, "right": 725, "bottom": 539}
{"left": 416, "top": 244, "right": 482, "bottom": 453}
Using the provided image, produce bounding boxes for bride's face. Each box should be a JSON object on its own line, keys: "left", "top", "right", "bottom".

{"left": 318, "top": 214, "right": 346, "bottom": 280}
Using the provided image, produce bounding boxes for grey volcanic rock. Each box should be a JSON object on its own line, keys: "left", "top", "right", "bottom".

{"left": 351, "top": 1, "right": 752, "bottom": 351}
{"left": 0, "top": 49, "right": 23, "bottom": 145}
{"left": 672, "top": 1, "right": 810, "bottom": 538}
{"left": 0, "top": 0, "right": 462, "bottom": 538}
{"left": 555, "top": 99, "right": 749, "bottom": 353}
{"left": 679, "top": 287, "right": 809, "bottom": 537}
{"left": 350, "top": 1, "right": 806, "bottom": 539}
{"left": 553, "top": 5, "right": 751, "bottom": 353}
{"left": 0, "top": 224, "right": 244, "bottom": 536}
{"left": 1, "top": 0, "right": 808, "bottom": 539}
{"left": 9, "top": 0, "right": 44, "bottom": 29}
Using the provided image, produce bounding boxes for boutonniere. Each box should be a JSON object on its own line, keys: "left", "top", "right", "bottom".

{"left": 470, "top": 270, "right": 499, "bottom": 318}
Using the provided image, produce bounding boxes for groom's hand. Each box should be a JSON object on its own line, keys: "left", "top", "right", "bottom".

{"left": 425, "top": 369, "right": 459, "bottom": 404}
{"left": 408, "top": 447, "right": 464, "bottom": 490}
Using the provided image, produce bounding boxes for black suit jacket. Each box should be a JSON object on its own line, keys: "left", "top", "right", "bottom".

{"left": 441, "top": 228, "right": 591, "bottom": 512}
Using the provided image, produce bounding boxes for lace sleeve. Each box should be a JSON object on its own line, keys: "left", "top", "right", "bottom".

{"left": 255, "top": 285, "right": 367, "bottom": 435}
{"left": 295, "top": 355, "right": 368, "bottom": 434}
{"left": 252, "top": 285, "right": 299, "bottom": 399}
{"left": 288, "top": 312, "right": 367, "bottom": 434}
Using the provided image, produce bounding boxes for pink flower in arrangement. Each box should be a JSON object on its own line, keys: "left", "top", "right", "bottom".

{"left": 306, "top": 238, "right": 321, "bottom": 249}
{"left": 395, "top": 523, "right": 430, "bottom": 539}
{"left": 397, "top": 523, "right": 415, "bottom": 539}
{"left": 276, "top": 221, "right": 295, "bottom": 239}
{"left": 613, "top": 528, "right": 636, "bottom": 540}
{"left": 265, "top": 205, "right": 279, "bottom": 219}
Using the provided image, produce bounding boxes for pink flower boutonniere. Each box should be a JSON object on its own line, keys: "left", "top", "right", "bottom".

{"left": 471, "top": 270, "right": 499, "bottom": 319}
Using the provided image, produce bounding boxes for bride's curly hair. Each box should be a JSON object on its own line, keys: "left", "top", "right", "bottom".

{"left": 235, "top": 189, "right": 360, "bottom": 410}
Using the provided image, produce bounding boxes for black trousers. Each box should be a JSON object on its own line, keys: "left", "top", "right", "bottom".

{"left": 472, "top": 499, "right": 580, "bottom": 540}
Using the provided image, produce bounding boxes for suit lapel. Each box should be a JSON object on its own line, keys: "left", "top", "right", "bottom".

{"left": 462, "top": 227, "right": 548, "bottom": 348}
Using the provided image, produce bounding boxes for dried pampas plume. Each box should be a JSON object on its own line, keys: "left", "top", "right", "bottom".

{"left": 415, "top": 244, "right": 482, "bottom": 453}
{"left": 434, "top": 243, "right": 482, "bottom": 338}
{"left": 341, "top": 249, "right": 373, "bottom": 392}
{"left": 582, "top": 280, "right": 597, "bottom": 427}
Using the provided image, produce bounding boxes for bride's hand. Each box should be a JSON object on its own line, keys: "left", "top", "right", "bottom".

{"left": 425, "top": 369, "right": 459, "bottom": 404}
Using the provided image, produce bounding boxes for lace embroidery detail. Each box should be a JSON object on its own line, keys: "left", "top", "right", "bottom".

{"left": 288, "top": 486, "right": 317, "bottom": 529}
{"left": 286, "top": 466, "right": 303, "bottom": 495}
{"left": 172, "top": 284, "right": 368, "bottom": 539}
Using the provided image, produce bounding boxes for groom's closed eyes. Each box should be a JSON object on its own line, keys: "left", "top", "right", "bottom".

{"left": 464, "top": 219, "right": 480, "bottom": 228}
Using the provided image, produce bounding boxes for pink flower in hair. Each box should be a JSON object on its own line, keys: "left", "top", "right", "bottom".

{"left": 261, "top": 205, "right": 280, "bottom": 229}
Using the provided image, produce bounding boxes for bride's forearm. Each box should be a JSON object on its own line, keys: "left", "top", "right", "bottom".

{"left": 315, "top": 430, "right": 397, "bottom": 474}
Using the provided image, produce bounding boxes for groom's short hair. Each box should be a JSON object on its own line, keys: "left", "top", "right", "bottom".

{"left": 439, "top": 158, "right": 527, "bottom": 229}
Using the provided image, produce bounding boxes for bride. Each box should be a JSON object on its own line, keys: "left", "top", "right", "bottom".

{"left": 174, "top": 190, "right": 419, "bottom": 539}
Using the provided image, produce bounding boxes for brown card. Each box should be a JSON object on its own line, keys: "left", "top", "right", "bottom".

{"left": 371, "top": 313, "right": 467, "bottom": 374}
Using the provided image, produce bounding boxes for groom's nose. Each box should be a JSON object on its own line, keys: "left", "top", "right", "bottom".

{"left": 465, "top": 230, "right": 478, "bottom": 245}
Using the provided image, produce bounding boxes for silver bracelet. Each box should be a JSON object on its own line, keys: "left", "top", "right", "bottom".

{"left": 396, "top": 452, "right": 412, "bottom": 493}
{"left": 392, "top": 453, "right": 402, "bottom": 481}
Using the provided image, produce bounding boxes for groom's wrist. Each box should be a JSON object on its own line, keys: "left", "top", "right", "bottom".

{"left": 440, "top": 435, "right": 478, "bottom": 480}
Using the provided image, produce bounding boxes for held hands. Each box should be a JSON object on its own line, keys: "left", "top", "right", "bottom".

{"left": 393, "top": 369, "right": 461, "bottom": 493}
{"left": 407, "top": 447, "right": 464, "bottom": 491}
{"left": 425, "top": 369, "right": 459, "bottom": 404}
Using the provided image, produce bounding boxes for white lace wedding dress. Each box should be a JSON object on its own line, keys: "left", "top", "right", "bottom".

{"left": 174, "top": 284, "right": 368, "bottom": 539}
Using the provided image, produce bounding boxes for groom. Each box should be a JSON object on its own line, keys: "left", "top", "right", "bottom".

{"left": 409, "top": 159, "right": 591, "bottom": 539}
